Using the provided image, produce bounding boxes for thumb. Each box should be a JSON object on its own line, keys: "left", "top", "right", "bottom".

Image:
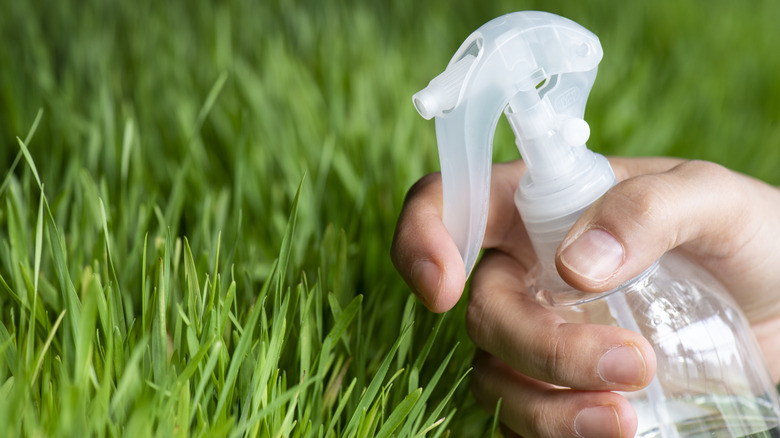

{"left": 555, "top": 160, "right": 750, "bottom": 292}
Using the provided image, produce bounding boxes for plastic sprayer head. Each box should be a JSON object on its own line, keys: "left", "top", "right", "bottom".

{"left": 412, "top": 11, "right": 606, "bottom": 277}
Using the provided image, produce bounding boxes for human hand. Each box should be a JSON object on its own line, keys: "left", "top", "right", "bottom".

{"left": 391, "top": 157, "right": 780, "bottom": 437}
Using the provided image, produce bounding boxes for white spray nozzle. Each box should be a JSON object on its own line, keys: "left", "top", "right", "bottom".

{"left": 413, "top": 55, "right": 476, "bottom": 120}
{"left": 414, "top": 11, "right": 613, "bottom": 277}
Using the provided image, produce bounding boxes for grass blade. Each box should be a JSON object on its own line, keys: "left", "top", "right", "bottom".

{"left": 212, "top": 286, "right": 264, "bottom": 420}
{"left": 376, "top": 388, "right": 421, "bottom": 438}
{"left": 120, "top": 118, "right": 134, "bottom": 184}
{"left": 193, "top": 71, "right": 228, "bottom": 137}
{"left": 30, "top": 310, "right": 66, "bottom": 387}
{"left": 343, "top": 322, "right": 412, "bottom": 437}
{"left": 490, "top": 398, "right": 503, "bottom": 438}
{"left": 25, "top": 188, "right": 45, "bottom": 372}
{"left": 16, "top": 137, "right": 41, "bottom": 189}
{"left": 152, "top": 257, "right": 168, "bottom": 383}
{"left": 422, "top": 367, "right": 472, "bottom": 429}
{"left": 400, "top": 342, "right": 459, "bottom": 437}
{"left": 1, "top": 109, "right": 43, "bottom": 196}
{"left": 189, "top": 340, "right": 222, "bottom": 426}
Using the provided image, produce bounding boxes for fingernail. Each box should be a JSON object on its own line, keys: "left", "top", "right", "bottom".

{"left": 560, "top": 228, "right": 624, "bottom": 282}
{"left": 598, "top": 345, "right": 647, "bottom": 386}
{"left": 574, "top": 406, "right": 620, "bottom": 438}
{"left": 411, "top": 259, "right": 441, "bottom": 307}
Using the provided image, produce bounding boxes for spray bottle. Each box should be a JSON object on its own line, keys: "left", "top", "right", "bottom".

{"left": 413, "top": 11, "right": 780, "bottom": 437}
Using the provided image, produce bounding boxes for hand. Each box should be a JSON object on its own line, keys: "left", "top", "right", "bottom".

{"left": 391, "top": 157, "right": 780, "bottom": 437}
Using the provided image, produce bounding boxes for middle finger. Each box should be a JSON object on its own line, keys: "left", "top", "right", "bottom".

{"left": 466, "top": 249, "right": 656, "bottom": 391}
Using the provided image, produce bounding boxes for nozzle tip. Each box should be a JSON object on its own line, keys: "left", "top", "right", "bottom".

{"left": 413, "top": 54, "right": 476, "bottom": 120}
{"left": 413, "top": 89, "right": 437, "bottom": 120}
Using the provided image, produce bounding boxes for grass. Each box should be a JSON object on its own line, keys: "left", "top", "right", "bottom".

{"left": 1, "top": 0, "right": 779, "bottom": 436}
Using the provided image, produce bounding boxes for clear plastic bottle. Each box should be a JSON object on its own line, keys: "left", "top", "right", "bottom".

{"left": 533, "top": 252, "right": 780, "bottom": 437}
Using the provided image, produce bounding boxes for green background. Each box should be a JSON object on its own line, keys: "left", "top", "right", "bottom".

{"left": 1, "top": 0, "right": 778, "bottom": 436}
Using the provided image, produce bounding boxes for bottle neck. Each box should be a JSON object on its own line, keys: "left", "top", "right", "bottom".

{"left": 532, "top": 261, "right": 661, "bottom": 308}
{"left": 514, "top": 152, "right": 617, "bottom": 284}
{"left": 512, "top": 151, "right": 625, "bottom": 307}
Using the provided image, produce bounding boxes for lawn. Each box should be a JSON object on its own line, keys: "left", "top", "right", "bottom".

{"left": 1, "top": 0, "right": 779, "bottom": 436}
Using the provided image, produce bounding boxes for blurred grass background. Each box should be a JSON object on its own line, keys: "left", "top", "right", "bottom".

{"left": 1, "top": 0, "right": 778, "bottom": 436}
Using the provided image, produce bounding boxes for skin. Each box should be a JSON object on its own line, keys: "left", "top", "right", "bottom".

{"left": 391, "top": 157, "right": 780, "bottom": 438}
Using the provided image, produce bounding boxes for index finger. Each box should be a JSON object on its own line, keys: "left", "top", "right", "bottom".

{"left": 390, "top": 160, "right": 527, "bottom": 312}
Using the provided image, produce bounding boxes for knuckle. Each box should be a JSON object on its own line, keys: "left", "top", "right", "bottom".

{"left": 541, "top": 326, "right": 573, "bottom": 385}
{"left": 529, "top": 401, "right": 569, "bottom": 438}
{"left": 675, "top": 160, "right": 745, "bottom": 209}
{"left": 610, "top": 174, "right": 674, "bottom": 231}
{"left": 529, "top": 403, "right": 547, "bottom": 436}
{"left": 465, "top": 286, "right": 492, "bottom": 347}
{"left": 676, "top": 159, "right": 731, "bottom": 181}
{"left": 596, "top": 159, "right": 747, "bottom": 254}
{"left": 403, "top": 172, "right": 442, "bottom": 206}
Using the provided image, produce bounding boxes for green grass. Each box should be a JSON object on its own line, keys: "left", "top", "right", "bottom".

{"left": 1, "top": 0, "right": 779, "bottom": 436}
